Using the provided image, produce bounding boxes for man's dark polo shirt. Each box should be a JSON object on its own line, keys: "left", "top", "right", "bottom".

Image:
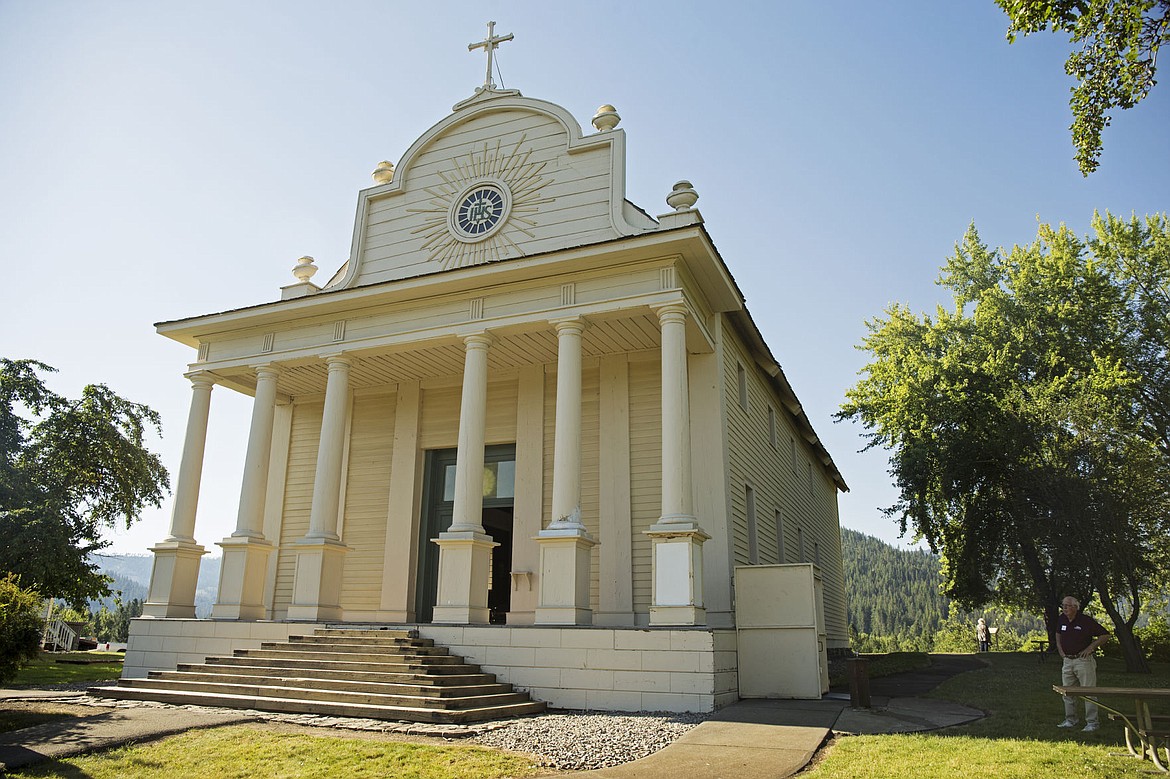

{"left": 1058, "top": 612, "right": 1110, "bottom": 655}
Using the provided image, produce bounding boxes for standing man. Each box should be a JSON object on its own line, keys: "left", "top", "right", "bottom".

{"left": 1055, "top": 595, "right": 1111, "bottom": 732}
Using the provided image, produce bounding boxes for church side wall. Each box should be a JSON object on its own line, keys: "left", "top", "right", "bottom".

{"left": 720, "top": 324, "right": 848, "bottom": 647}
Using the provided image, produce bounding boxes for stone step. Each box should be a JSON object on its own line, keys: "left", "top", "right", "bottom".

{"left": 288, "top": 634, "right": 436, "bottom": 648}
{"left": 176, "top": 662, "right": 499, "bottom": 687}
{"left": 153, "top": 670, "right": 512, "bottom": 697}
{"left": 312, "top": 628, "right": 417, "bottom": 639}
{"left": 236, "top": 648, "right": 463, "bottom": 665}
{"left": 90, "top": 685, "right": 546, "bottom": 724}
{"left": 260, "top": 641, "right": 451, "bottom": 657}
{"left": 211, "top": 654, "right": 481, "bottom": 675}
{"left": 116, "top": 677, "right": 531, "bottom": 710}
{"left": 100, "top": 628, "right": 543, "bottom": 724}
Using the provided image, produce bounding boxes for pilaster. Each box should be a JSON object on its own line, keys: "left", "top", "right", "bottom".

{"left": 646, "top": 523, "right": 710, "bottom": 626}
{"left": 534, "top": 530, "right": 595, "bottom": 625}
{"left": 431, "top": 532, "right": 498, "bottom": 624}
{"left": 286, "top": 538, "right": 350, "bottom": 621}
{"left": 212, "top": 536, "right": 273, "bottom": 620}
{"left": 142, "top": 540, "right": 207, "bottom": 618}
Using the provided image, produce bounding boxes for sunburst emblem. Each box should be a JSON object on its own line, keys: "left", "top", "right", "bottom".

{"left": 410, "top": 134, "right": 554, "bottom": 270}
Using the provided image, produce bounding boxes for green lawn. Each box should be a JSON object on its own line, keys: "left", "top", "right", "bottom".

{"left": 808, "top": 652, "right": 1170, "bottom": 778}
{"left": 5, "top": 651, "right": 1168, "bottom": 778}
{"left": 7, "top": 725, "right": 546, "bottom": 779}
{"left": 7, "top": 652, "right": 123, "bottom": 687}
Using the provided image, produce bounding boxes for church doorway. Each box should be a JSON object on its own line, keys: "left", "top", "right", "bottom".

{"left": 415, "top": 444, "right": 516, "bottom": 624}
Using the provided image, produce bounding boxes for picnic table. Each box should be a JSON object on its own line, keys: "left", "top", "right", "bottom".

{"left": 1053, "top": 685, "right": 1170, "bottom": 771}
{"left": 1028, "top": 638, "right": 1050, "bottom": 663}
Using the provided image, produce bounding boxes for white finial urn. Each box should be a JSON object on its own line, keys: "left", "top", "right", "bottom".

{"left": 292, "top": 256, "right": 318, "bottom": 283}
{"left": 372, "top": 160, "right": 395, "bottom": 184}
{"left": 592, "top": 104, "right": 621, "bottom": 132}
{"left": 665, "top": 180, "right": 698, "bottom": 211}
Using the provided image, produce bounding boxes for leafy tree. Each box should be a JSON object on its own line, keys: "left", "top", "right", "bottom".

{"left": 0, "top": 359, "right": 169, "bottom": 607}
{"left": 94, "top": 597, "right": 142, "bottom": 642}
{"left": 0, "top": 574, "right": 44, "bottom": 683}
{"left": 839, "top": 213, "right": 1170, "bottom": 672}
{"left": 995, "top": 0, "right": 1170, "bottom": 174}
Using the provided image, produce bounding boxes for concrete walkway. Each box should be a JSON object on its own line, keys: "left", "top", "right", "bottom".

{"left": 0, "top": 656, "right": 986, "bottom": 776}
{"left": 547, "top": 654, "right": 987, "bottom": 778}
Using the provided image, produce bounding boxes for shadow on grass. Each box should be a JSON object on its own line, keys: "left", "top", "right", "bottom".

{"left": 919, "top": 652, "right": 1170, "bottom": 746}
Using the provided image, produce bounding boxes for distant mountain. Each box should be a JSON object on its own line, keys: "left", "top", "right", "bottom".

{"left": 91, "top": 553, "right": 221, "bottom": 617}
{"left": 841, "top": 527, "right": 947, "bottom": 640}
{"left": 840, "top": 527, "right": 1044, "bottom": 646}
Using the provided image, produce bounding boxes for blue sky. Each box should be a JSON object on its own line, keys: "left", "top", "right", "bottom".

{"left": 2, "top": 1, "right": 1167, "bottom": 555}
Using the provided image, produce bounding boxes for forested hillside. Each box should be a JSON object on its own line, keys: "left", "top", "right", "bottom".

{"left": 842, "top": 527, "right": 947, "bottom": 644}
{"left": 841, "top": 527, "right": 1044, "bottom": 651}
{"left": 91, "top": 554, "right": 221, "bottom": 616}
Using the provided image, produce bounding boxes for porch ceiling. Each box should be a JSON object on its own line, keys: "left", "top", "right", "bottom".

{"left": 215, "top": 312, "right": 663, "bottom": 398}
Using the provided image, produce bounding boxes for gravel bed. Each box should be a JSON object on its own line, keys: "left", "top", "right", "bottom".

{"left": 473, "top": 710, "right": 708, "bottom": 771}
{"left": 62, "top": 690, "right": 709, "bottom": 770}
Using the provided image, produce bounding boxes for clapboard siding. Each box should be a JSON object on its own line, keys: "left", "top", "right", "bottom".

{"left": 720, "top": 323, "right": 848, "bottom": 643}
{"left": 271, "top": 400, "right": 324, "bottom": 617}
{"left": 338, "top": 392, "right": 396, "bottom": 612}
{"left": 627, "top": 357, "right": 662, "bottom": 613}
{"left": 417, "top": 377, "right": 518, "bottom": 451}
{"left": 418, "top": 384, "right": 460, "bottom": 450}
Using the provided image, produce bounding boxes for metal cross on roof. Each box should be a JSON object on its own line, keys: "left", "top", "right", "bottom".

{"left": 468, "top": 21, "right": 513, "bottom": 90}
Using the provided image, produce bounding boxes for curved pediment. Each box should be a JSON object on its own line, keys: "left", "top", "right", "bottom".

{"left": 335, "top": 89, "right": 650, "bottom": 290}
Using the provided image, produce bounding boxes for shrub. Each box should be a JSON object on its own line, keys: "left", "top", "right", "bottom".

{"left": 1138, "top": 616, "right": 1170, "bottom": 662}
{"left": 0, "top": 573, "right": 45, "bottom": 683}
{"left": 1103, "top": 616, "right": 1170, "bottom": 663}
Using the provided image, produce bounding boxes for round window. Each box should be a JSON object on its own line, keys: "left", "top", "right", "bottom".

{"left": 448, "top": 181, "right": 511, "bottom": 242}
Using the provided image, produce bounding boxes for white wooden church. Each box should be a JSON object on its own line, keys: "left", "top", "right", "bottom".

{"left": 121, "top": 24, "right": 850, "bottom": 716}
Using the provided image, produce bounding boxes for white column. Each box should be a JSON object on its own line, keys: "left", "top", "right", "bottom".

{"left": 213, "top": 364, "right": 279, "bottom": 620}
{"left": 450, "top": 334, "right": 491, "bottom": 533}
{"left": 233, "top": 364, "right": 281, "bottom": 538}
{"left": 433, "top": 334, "right": 497, "bottom": 624}
{"left": 646, "top": 303, "right": 709, "bottom": 626}
{"left": 550, "top": 318, "right": 584, "bottom": 529}
{"left": 307, "top": 356, "right": 351, "bottom": 540}
{"left": 166, "top": 373, "right": 215, "bottom": 542}
{"left": 536, "top": 318, "right": 595, "bottom": 625}
{"left": 658, "top": 305, "right": 694, "bottom": 524}
{"left": 288, "top": 355, "right": 351, "bottom": 621}
{"left": 143, "top": 372, "right": 213, "bottom": 618}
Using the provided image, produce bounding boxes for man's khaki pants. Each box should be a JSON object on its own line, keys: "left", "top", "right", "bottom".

{"left": 1061, "top": 656, "right": 1099, "bottom": 725}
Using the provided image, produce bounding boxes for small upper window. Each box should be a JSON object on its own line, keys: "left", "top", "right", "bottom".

{"left": 737, "top": 363, "right": 748, "bottom": 411}
{"left": 774, "top": 509, "right": 785, "bottom": 562}
{"left": 767, "top": 407, "right": 777, "bottom": 447}
{"left": 746, "top": 485, "right": 758, "bottom": 565}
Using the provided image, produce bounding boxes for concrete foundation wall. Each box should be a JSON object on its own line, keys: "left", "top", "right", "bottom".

{"left": 123, "top": 620, "right": 738, "bottom": 713}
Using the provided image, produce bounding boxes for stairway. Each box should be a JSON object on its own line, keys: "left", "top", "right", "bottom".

{"left": 90, "top": 627, "right": 546, "bottom": 724}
